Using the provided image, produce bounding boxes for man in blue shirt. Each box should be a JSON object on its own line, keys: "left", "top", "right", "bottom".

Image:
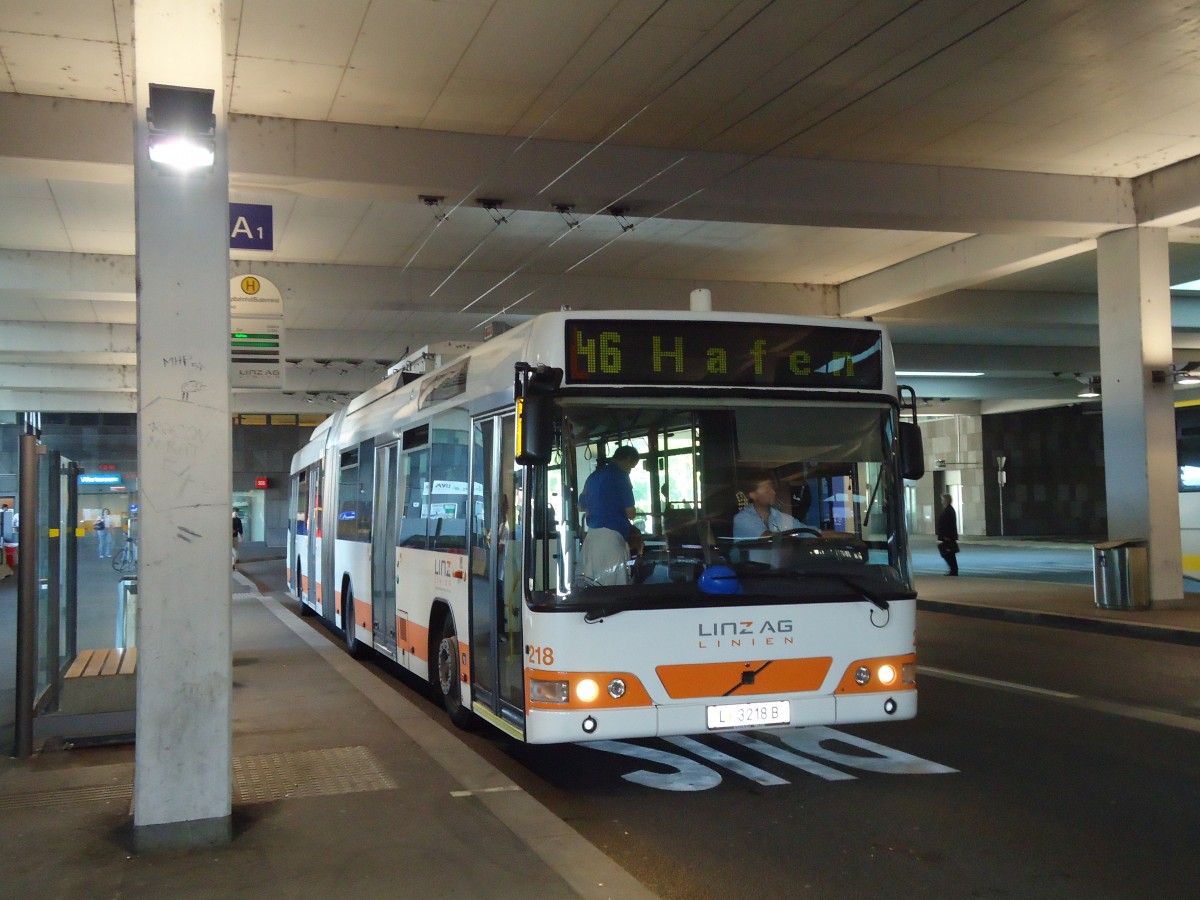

{"left": 578, "top": 446, "right": 640, "bottom": 585}
{"left": 733, "top": 474, "right": 798, "bottom": 537}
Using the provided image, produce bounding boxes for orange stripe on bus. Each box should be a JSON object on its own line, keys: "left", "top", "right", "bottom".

{"left": 352, "top": 595, "right": 370, "bottom": 632}
{"left": 397, "top": 618, "right": 431, "bottom": 662}
{"left": 656, "top": 657, "right": 832, "bottom": 699}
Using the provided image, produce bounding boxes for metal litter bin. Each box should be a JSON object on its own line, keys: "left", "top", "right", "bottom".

{"left": 1092, "top": 541, "right": 1149, "bottom": 610}
{"left": 117, "top": 576, "right": 137, "bottom": 648}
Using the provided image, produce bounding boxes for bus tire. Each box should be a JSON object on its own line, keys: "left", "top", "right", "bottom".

{"left": 343, "top": 580, "right": 368, "bottom": 659}
{"left": 296, "top": 560, "right": 314, "bottom": 617}
{"left": 436, "top": 613, "right": 474, "bottom": 729}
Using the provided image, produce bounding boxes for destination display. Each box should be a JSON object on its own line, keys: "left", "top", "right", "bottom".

{"left": 565, "top": 320, "right": 883, "bottom": 389}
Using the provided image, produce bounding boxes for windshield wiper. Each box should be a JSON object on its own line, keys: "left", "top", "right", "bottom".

{"left": 735, "top": 568, "right": 910, "bottom": 611}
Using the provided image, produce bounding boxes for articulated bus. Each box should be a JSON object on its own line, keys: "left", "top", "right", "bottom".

{"left": 288, "top": 310, "right": 925, "bottom": 743}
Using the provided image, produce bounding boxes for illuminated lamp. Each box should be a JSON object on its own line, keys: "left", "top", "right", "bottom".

{"left": 147, "top": 84, "right": 216, "bottom": 173}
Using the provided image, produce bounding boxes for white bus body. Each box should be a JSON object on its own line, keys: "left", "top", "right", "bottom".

{"left": 289, "top": 310, "right": 920, "bottom": 743}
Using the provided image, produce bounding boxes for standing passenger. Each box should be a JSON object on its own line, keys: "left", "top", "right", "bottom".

{"left": 578, "top": 446, "right": 641, "bottom": 586}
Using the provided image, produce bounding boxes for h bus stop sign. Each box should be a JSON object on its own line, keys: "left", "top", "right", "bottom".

{"left": 230, "top": 274, "right": 284, "bottom": 388}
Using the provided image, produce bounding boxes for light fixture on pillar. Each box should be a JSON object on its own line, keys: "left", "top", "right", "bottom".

{"left": 1174, "top": 364, "right": 1200, "bottom": 387}
{"left": 147, "top": 84, "right": 216, "bottom": 172}
{"left": 1078, "top": 376, "right": 1101, "bottom": 399}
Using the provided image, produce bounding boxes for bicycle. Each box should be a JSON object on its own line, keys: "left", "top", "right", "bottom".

{"left": 112, "top": 536, "right": 138, "bottom": 573}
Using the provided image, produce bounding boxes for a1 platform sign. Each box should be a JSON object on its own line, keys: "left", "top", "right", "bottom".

{"left": 230, "top": 274, "right": 285, "bottom": 388}
{"left": 229, "top": 203, "right": 273, "bottom": 251}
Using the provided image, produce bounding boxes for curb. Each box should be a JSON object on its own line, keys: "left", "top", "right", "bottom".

{"left": 916, "top": 598, "right": 1200, "bottom": 647}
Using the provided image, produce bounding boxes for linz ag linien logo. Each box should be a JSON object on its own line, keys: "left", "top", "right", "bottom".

{"left": 697, "top": 619, "right": 794, "bottom": 649}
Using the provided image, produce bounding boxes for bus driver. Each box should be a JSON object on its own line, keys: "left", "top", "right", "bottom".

{"left": 578, "top": 446, "right": 641, "bottom": 586}
{"left": 733, "top": 473, "right": 798, "bottom": 537}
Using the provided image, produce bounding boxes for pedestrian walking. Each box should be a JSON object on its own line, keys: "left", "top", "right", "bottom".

{"left": 95, "top": 508, "right": 112, "bottom": 558}
{"left": 936, "top": 493, "right": 959, "bottom": 576}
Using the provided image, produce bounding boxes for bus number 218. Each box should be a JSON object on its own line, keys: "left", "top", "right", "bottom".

{"left": 528, "top": 646, "right": 555, "bottom": 666}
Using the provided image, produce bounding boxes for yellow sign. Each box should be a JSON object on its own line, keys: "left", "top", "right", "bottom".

{"left": 241, "top": 275, "right": 261, "bottom": 295}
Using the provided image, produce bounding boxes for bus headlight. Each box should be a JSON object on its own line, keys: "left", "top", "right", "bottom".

{"left": 575, "top": 678, "right": 600, "bottom": 703}
{"left": 529, "top": 679, "right": 569, "bottom": 703}
{"left": 877, "top": 664, "right": 897, "bottom": 686}
{"left": 607, "top": 678, "right": 627, "bottom": 699}
{"left": 854, "top": 666, "right": 871, "bottom": 685}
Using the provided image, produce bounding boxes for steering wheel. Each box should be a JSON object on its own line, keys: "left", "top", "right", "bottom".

{"left": 777, "top": 526, "right": 822, "bottom": 538}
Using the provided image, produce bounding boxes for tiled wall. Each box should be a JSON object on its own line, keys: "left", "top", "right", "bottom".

{"left": 911, "top": 406, "right": 1106, "bottom": 538}
{"left": 981, "top": 406, "right": 1106, "bottom": 537}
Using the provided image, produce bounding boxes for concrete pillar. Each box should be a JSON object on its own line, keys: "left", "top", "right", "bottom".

{"left": 132, "top": 0, "right": 232, "bottom": 847}
{"left": 1096, "top": 227, "right": 1184, "bottom": 605}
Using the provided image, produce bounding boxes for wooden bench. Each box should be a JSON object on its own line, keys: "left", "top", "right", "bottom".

{"left": 60, "top": 648, "right": 137, "bottom": 715}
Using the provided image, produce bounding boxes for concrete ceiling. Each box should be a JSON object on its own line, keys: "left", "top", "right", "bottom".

{"left": 5, "top": 0, "right": 1200, "bottom": 414}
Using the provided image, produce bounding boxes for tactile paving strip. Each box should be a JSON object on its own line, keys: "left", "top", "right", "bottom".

{"left": 0, "top": 783, "right": 133, "bottom": 811}
{"left": 233, "top": 745, "right": 398, "bottom": 803}
{"left": 0, "top": 746, "right": 396, "bottom": 811}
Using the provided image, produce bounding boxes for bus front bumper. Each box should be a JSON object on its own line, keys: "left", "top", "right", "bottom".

{"left": 524, "top": 690, "right": 916, "bottom": 744}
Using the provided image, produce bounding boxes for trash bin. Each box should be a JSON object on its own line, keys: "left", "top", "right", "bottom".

{"left": 3, "top": 541, "right": 16, "bottom": 567}
{"left": 1093, "top": 541, "right": 1149, "bottom": 610}
{"left": 116, "top": 576, "right": 137, "bottom": 648}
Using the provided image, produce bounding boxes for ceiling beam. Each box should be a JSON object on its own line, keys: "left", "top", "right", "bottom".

{"left": 0, "top": 321, "right": 136, "bottom": 352}
{"left": 1134, "top": 154, "right": 1200, "bottom": 228}
{"left": 895, "top": 343, "right": 1099, "bottom": 376}
{"left": 838, "top": 235, "right": 1095, "bottom": 317}
{"left": 0, "top": 93, "right": 1135, "bottom": 237}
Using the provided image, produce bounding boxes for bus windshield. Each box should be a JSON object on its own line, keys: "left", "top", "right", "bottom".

{"left": 526, "top": 398, "right": 914, "bottom": 614}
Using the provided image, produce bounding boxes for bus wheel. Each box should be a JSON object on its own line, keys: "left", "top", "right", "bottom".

{"left": 436, "top": 615, "right": 474, "bottom": 729}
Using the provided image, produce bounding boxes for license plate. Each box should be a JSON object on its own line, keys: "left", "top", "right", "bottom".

{"left": 706, "top": 700, "right": 791, "bottom": 730}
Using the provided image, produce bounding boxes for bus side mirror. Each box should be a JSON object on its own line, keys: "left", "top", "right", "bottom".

{"left": 516, "top": 364, "right": 563, "bottom": 465}
{"left": 899, "top": 421, "right": 925, "bottom": 481}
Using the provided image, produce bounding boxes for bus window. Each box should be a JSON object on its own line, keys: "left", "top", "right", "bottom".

{"left": 294, "top": 469, "right": 308, "bottom": 535}
{"left": 429, "top": 410, "right": 470, "bottom": 553}
{"left": 399, "top": 447, "right": 430, "bottom": 549}
{"left": 337, "top": 439, "right": 374, "bottom": 542}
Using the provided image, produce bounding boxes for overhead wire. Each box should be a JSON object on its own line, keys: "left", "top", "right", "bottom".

{"left": 469, "top": 0, "right": 1034, "bottom": 320}
{"left": 456, "top": 0, "right": 786, "bottom": 314}
{"left": 396, "top": 0, "right": 674, "bottom": 275}
{"left": 464, "top": 0, "right": 923, "bottom": 316}
{"left": 460, "top": 156, "right": 686, "bottom": 314}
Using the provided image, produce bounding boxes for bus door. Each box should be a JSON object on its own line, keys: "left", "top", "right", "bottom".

{"left": 306, "top": 464, "right": 320, "bottom": 605}
{"left": 469, "top": 413, "right": 525, "bottom": 734}
{"left": 371, "top": 443, "right": 399, "bottom": 658}
{"left": 321, "top": 447, "right": 338, "bottom": 621}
